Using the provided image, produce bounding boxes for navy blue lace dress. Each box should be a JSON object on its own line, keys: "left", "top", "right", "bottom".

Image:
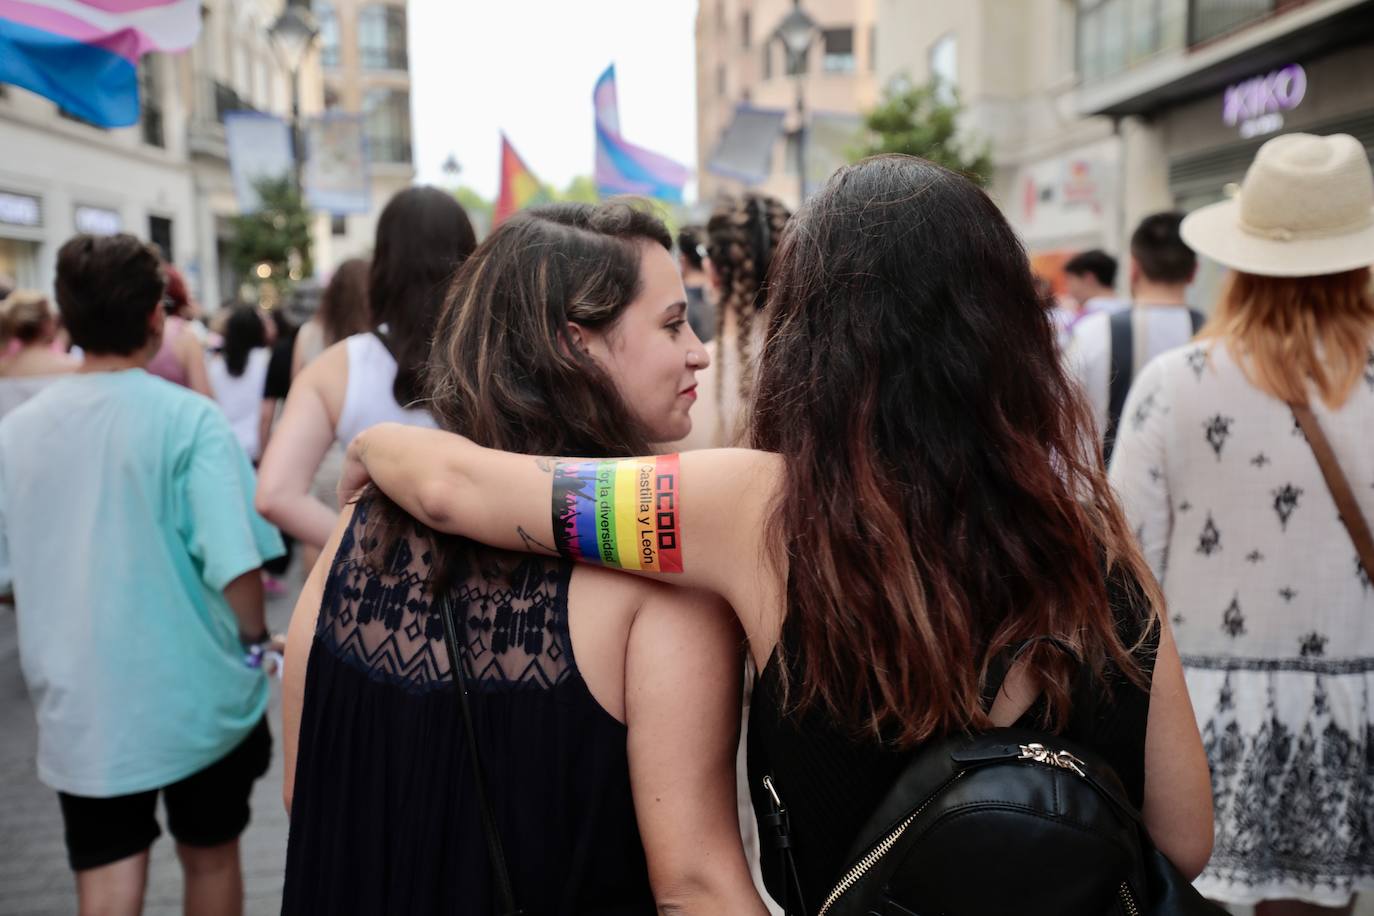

{"left": 282, "top": 500, "right": 656, "bottom": 915}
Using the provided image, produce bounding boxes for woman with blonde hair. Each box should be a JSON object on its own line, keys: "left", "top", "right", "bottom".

{"left": 0, "top": 290, "right": 79, "bottom": 418}
{"left": 1111, "top": 133, "right": 1374, "bottom": 915}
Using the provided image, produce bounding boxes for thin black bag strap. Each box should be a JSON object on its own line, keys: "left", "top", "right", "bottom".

{"left": 437, "top": 592, "right": 522, "bottom": 916}
{"left": 1289, "top": 402, "right": 1374, "bottom": 578}
{"left": 1104, "top": 307, "right": 1134, "bottom": 461}
{"left": 760, "top": 776, "right": 809, "bottom": 916}
{"left": 1188, "top": 308, "right": 1206, "bottom": 334}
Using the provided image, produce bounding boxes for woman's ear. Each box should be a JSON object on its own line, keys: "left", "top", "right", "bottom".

{"left": 565, "top": 322, "right": 589, "bottom": 355}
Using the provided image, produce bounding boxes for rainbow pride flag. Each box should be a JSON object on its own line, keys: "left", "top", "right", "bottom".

{"left": 493, "top": 132, "right": 549, "bottom": 225}
{"left": 0, "top": 0, "right": 200, "bottom": 127}
{"left": 593, "top": 64, "right": 689, "bottom": 204}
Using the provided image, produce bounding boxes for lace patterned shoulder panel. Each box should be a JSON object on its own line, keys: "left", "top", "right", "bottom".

{"left": 316, "top": 499, "right": 576, "bottom": 694}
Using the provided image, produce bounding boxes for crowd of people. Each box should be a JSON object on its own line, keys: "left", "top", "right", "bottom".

{"left": 0, "top": 129, "right": 1370, "bottom": 916}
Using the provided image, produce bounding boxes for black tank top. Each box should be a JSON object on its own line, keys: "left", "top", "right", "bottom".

{"left": 745, "top": 569, "right": 1158, "bottom": 911}
{"left": 283, "top": 498, "right": 656, "bottom": 915}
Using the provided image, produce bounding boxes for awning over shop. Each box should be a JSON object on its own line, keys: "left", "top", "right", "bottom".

{"left": 707, "top": 105, "right": 787, "bottom": 185}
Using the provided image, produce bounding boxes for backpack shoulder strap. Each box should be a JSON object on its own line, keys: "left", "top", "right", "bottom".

{"left": 1104, "top": 308, "right": 1134, "bottom": 459}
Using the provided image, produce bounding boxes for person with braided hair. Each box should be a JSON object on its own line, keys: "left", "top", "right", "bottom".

{"left": 672, "top": 193, "right": 790, "bottom": 450}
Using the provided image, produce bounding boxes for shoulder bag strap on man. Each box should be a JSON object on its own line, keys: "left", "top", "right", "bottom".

{"left": 1289, "top": 402, "right": 1374, "bottom": 578}
{"left": 1104, "top": 307, "right": 1135, "bottom": 460}
{"left": 438, "top": 592, "right": 522, "bottom": 915}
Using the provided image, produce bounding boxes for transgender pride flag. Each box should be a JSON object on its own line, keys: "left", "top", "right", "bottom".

{"left": 0, "top": 0, "right": 201, "bottom": 127}
{"left": 593, "top": 64, "right": 689, "bottom": 204}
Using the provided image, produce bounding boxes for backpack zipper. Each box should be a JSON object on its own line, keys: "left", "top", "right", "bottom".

{"left": 1119, "top": 882, "right": 1140, "bottom": 916}
{"left": 813, "top": 771, "right": 966, "bottom": 916}
{"left": 813, "top": 743, "right": 1089, "bottom": 916}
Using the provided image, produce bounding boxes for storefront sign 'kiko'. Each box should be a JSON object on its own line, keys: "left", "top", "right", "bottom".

{"left": 1223, "top": 64, "right": 1307, "bottom": 139}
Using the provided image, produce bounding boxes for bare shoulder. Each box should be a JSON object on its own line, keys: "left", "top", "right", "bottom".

{"left": 295, "top": 337, "right": 351, "bottom": 420}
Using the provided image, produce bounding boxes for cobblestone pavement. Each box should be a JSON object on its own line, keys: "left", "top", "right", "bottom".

{"left": 0, "top": 565, "right": 301, "bottom": 916}
{"left": 2, "top": 562, "right": 1371, "bottom": 915}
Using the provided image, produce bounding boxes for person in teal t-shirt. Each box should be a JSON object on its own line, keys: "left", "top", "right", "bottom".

{"left": 0, "top": 234, "right": 284, "bottom": 916}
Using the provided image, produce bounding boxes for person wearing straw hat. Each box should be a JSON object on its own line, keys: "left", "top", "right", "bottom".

{"left": 1110, "top": 132, "right": 1374, "bottom": 915}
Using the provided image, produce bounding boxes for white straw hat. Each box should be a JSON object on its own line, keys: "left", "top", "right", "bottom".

{"left": 1180, "top": 133, "right": 1374, "bottom": 278}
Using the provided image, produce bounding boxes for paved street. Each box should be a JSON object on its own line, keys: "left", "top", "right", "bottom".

{"left": 0, "top": 567, "right": 300, "bottom": 916}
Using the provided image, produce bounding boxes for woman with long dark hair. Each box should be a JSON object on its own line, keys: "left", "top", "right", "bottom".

{"left": 340, "top": 156, "right": 1215, "bottom": 911}
{"left": 256, "top": 187, "right": 476, "bottom": 550}
{"left": 281, "top": 202, "right": 765, "bottom": 914}
{"left": 207, "top": 305, "right": 271, "bottom": 461}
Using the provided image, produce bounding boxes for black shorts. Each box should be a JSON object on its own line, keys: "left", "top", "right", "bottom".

{"left": 57, "top": 717, "right": 272, "bottom": 871}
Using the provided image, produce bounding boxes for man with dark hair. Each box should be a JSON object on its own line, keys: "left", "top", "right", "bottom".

{"left": 1062, "top": 249, "right": 1121, "bottom": 314}
{"left": 0, "top": 233, "right": 283, "bottom": 915}
{"left": 1066, "top": 212, "right": 1202, "bottom": 457}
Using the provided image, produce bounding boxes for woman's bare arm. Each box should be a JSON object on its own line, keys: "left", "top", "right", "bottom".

{"left": 257, "top": 344, "right": 347, "bottom": 548}
{"left": 178, "top": 330, "right": 213, "bottom": 399}
{"left": 342, "top": 423, "right": 782, "bottom": 648}
{"left": 626, "top": 585, "right": 769, "bottom": 916}
{"left": 282, "top": 504, "right": 352, "bottom": 813}
{"left": 1141, "top": 617, "right": 1214, "bottom": 878}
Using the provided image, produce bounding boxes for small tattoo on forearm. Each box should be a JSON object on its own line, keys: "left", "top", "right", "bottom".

{"left": 517, "top": 525, "right": 558, "bottom": 556}
{"left": 534, "top": 457, "right": 554, "bottom": 473}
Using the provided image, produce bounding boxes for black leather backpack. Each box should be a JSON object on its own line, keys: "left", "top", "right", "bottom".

{"left": 761, "top": 725, "right": 1223, "bottom": 916}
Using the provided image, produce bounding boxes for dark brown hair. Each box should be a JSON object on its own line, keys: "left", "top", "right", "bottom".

{"left": 365, "top": 200, "right": 673, "bottom": 585}
{"left": 55, "top": 234, "right": 164, "bottom": 356}
{"left": 706, "top": 193, "right": 790, "bottom": 426}
{"left": 319, "top": 257, "right": 371, "bottom": 347}
{"left": 751, "top": 155, "right": 1159, "bottom": 745}
{"left": 1130, "top": 212, "right": 1196, "bottom": 284}
{"left": 369, "top": 187, "right": 477, "bottom": 408}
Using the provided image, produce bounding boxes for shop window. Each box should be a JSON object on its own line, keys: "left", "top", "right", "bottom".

{"left": 359, "top": 4, "right": 407, "bottom": 71}
{"left": 139, "top": 56, "right": 164, "bottom": 148}
{"left": 823, "top": 28, "right": 855, "bottom": 73}
{"left": 929, "top": 33, "right": 957, "bottom": 103}
{"left": 364, "top": 88, "right": 412, "bottom": 163}
{"left": 318, "top": 2, "right": 341, "bottom": 69}
{"left": 1189, "top": 0, "right": 1273, "bottom": 45}
{"left": 149, "top": 215, "right": 173, "bottom": 262}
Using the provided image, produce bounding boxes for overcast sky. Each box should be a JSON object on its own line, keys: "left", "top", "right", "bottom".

{"left": 410, "top": 1, "right": 700, "bottom": 202}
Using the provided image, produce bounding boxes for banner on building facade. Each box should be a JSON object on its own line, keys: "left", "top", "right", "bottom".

{"left": 304, "top": 113, "right": 370, "bottom": 215}
{"left": 707, "top": 105, "right": 787, "bottom": 185}
{"left": 225, "top": 112, "right": 294, "bottom": 213}
{"left": 804, "top": 112, "right": 864, "bottom": 197}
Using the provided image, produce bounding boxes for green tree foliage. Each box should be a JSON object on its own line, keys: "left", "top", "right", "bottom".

{"left": 227, "top": 176, "right": 312, "bottom": 297}
{"left": 855, "top": 79, "right": 993, "bottom": 186}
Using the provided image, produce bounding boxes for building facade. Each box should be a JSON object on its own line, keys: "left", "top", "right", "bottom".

{"left": 315, "top": 0, "right": 415, "bottom": 263}
{"left": 0, "top": 0, "right": 419, "bottom": 308}
{"left": 696, "top": 0, "right": 880, "bottom": 209}
{"left": 873, "top": 0, "right": 1374, "bottom": 299}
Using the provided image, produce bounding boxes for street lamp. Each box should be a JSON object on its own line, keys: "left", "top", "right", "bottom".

{"left": 773, "top": 1, "right": 817, "bottom": 205}
{"left": 269, "top": 2, "right": 320, "bottom": 194}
